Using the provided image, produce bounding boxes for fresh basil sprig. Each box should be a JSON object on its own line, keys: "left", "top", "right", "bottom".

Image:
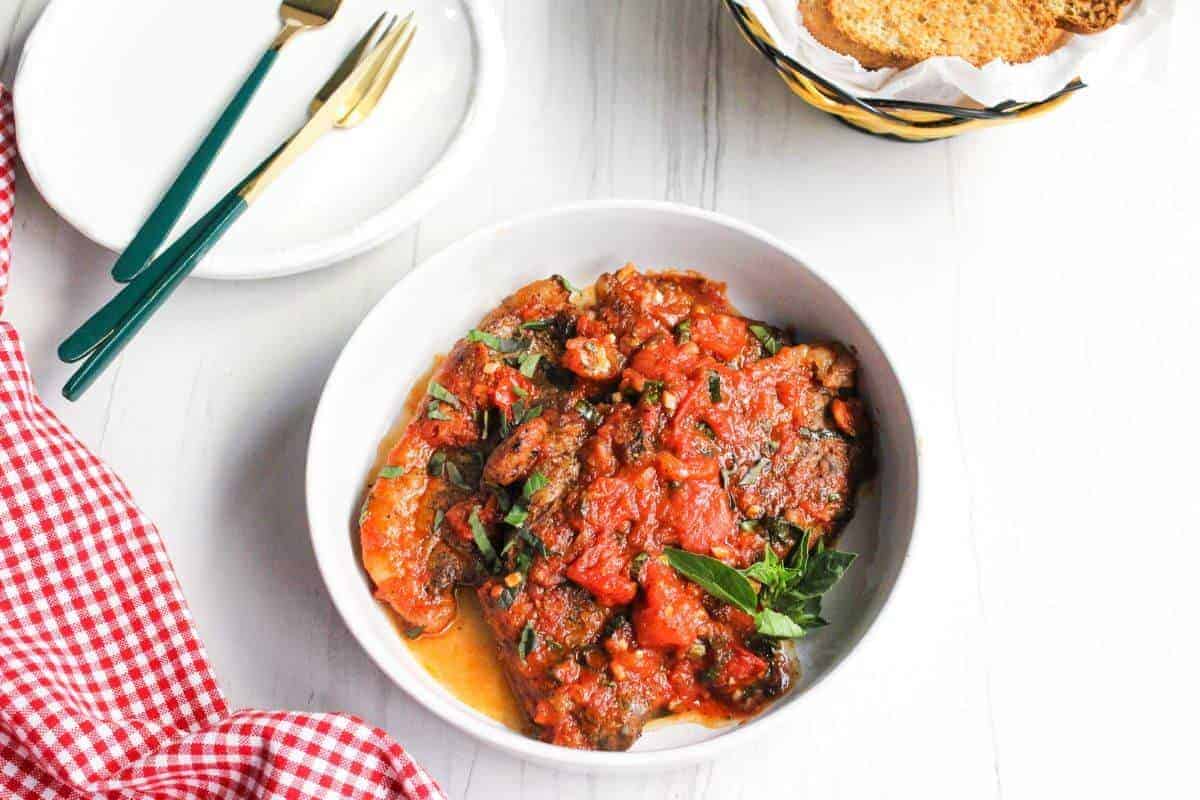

{"left": 664, "top": 531, "right": 855, "bottom": 640}
{"left": 664, "top": 548, "right": 757, "bottom": 613}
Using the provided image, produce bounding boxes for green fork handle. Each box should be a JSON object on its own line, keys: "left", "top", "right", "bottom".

{"left": 62, "top": 189, "right": 249, "bottom": 401}
{"left": 60, "top": 147, "right": 278, "bottom": 363}
{"left": 110, "top": 47, "right": 278, "bottom": 283}
{"left": 58, "top": 197, "right": 235, "bottom": 362}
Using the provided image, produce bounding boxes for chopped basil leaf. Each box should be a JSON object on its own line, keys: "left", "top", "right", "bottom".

{"left": 740, "top": 519, "right": 759, "bottom": 531}
{"left": 522, "top": 472, "right": 549, "bottom": 501}
{"left": 428, "top": 381, "right": 461, "bottom": 409}
{"left": 696, "top": 420, "right": 717, "bottom": 440}
{"left": 642, "top": 380, "right": 664, "bottom": 405}
{"left": 522, "top": 404, "right": 544, "bottom": 424}
{"left": 426, "top": 401, "right": 450, "bottom": 421}
{"left": 576, "top": 399, "right": 602, "bottom": 425}
{"left": 511, "top": 383, "right": 529, "bottom": 399}
{"left": 518, "top": 352, "right": 542, "bottom": 378}
{"left": 442, "top": 461, "right": 471, "bottom": 490}
{"left": 675, "top": 319, "right": 692, "bottom": 343}
{"left": 469, "top": 507, "right": 498, "bottom": 569}
{"left": 498, "top": 584, "right": 521, "bottom": 609}
{"left": 433, "top": 508, "right": 445, "bottom": 533}
{"left": 467, "top": 329, "right": 526, "bottom": 353}
{"left": 708, "top": 371, "right": 722, "bottom": 404}
{"left": 378, "top": 465, "right": 405, "bottom": 479}
{"left": 520, "top": 318, "right": 553, "bottom": 331}
{"left": 403, "top": 625, "right": 426, "bottom": 639}
{"left": 739, "top": 457, "right": 769, "bottom": 487}
{"left": 504, "top": 505, "right": 529, "bottom": 527}
{"left": 664, "top": 547, "right": 757, "bottom": 615}
{"left": 519, "top": 527, "right": 552, "bottom": 557}
{"left": 553, "top": 274, "right": 581, "bottom": 295}
{"left": 518, "top": 621, "right": 538, "bottom": 660}
{"left": 749, "top": 324, "right": 781, "bottom": 356}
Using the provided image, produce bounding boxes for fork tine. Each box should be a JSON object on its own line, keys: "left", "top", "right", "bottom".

{"left": 340, "top": 18, "right": 416, "bottom": 127}
{"left": 309, "top": 11, "right": 395, "bottom": 116}
{"left": 353, "top": 15, "right": 412, "bottom": 97}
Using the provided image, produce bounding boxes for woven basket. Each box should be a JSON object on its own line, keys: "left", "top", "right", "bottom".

{"left": 724, "top": 0, "right": 1085, "bottom": 141}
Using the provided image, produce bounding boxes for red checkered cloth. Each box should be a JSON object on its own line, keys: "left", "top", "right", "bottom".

{"left": 0, "top": 88, "right": 446, "bottom": 799}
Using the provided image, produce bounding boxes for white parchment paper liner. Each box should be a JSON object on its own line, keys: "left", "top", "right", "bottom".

{"left": 735, "top": 0, "right": 1173, "bottom": 106}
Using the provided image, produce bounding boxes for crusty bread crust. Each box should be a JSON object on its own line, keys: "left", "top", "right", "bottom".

{"left": 1044, "top": 0, "right": 1132, "bottom": 33}
{"left": 797, "top": 0, "right": 1127, "bottom": 73}
{"left": 821, "top": 0, "right": 1066, "bottom": 67}
{"left": 799, "top": 0, "right": 910, "bottom": 69}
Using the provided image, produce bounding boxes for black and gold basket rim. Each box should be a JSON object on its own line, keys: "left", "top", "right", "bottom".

{"left": 723, "top": 0, "right": 1085, "bottom": 140}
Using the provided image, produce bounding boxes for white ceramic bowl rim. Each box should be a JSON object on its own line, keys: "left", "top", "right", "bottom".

{"left": 306, "top": 200, "right": 922, "bottom": 770}
{"left": 12, "top": 0, "right": 506, "bottom": 281}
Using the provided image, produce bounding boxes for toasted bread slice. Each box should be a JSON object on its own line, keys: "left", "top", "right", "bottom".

{"left": 811, "top": 0, "right": 1067, "bottom": 68}
{"left": 799, "top": 0, "right": 905, "bottom": 69}
{"left": 1043, "top": 0, "right": 1131, "bottom": 33}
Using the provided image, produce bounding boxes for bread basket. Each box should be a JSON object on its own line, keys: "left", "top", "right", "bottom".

{"left": 724, "top": 0, "right": 1085, "bottom": 141}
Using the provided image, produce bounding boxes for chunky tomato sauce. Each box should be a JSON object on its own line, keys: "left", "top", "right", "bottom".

{"left": 359, "top": 266, "right": 871, "bottom": 750}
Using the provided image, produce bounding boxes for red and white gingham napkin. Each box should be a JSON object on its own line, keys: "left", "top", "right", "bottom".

{"left": 0, "top": 88, "right": 446, "bottom": 799}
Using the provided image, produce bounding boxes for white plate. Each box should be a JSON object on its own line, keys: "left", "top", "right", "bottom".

{"left": 306, "top": 201, "right": 921, "bottom": 771}
{"left": 14, "top": 0, "right": 504, "bottom": 280}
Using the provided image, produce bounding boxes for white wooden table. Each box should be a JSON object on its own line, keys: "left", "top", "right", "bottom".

{"left": 2, "top": 2, "right": 1197, "bottom": 797}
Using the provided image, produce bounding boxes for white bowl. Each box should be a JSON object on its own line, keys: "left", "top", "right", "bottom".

{"left": 306, "top": 201, "right": 920, "bottom": 772}
{"left": 14, "top": 0, "right": 504, "bottom": 280}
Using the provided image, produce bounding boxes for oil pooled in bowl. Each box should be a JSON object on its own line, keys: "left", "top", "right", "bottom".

{"left": 398, "top": 591, "right": 529, "bottom": 732}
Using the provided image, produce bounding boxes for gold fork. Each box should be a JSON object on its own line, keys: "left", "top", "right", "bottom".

{"left": 112, "top": 0, "right": 344, "bottom": 281}
{"left": 59, "top": 13, "right": 417, "bottom": 400}
{"left": 59, "top": 12, "right": 414, "bottom": 366}
{"left": 275, "top": 0, "right": 344, "bottom": 49}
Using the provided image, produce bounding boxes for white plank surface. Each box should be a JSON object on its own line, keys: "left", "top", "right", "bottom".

{"left": 2, "top": 1, "right": 1197, "bottom": 797}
